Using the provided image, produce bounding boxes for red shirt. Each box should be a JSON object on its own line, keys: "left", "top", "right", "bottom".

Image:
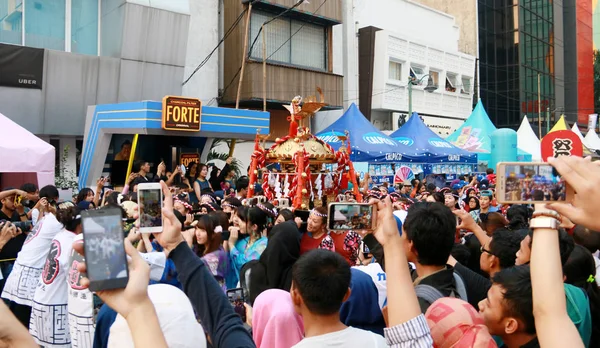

{"left": 300, "top": 232, "right": 328, "bottom": 255}
{"left": 330, "top": 231, "right": 361, "bottom": 265}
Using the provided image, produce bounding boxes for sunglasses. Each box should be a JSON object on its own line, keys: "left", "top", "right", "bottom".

{"left": 480, "top": 244, "right": 495, "bottom": 256}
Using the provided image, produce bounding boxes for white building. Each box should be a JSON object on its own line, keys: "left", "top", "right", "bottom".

{"left": 314, "top": 0, "right": 476, "bottom": 138}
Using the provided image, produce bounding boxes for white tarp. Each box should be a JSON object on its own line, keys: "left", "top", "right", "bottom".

{"left": 516, "top": 116, "right": 541, "bottom": 161}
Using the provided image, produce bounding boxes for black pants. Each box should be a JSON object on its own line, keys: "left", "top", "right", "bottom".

{"left": 7, "top": 301, "right": 31, "bottom": 329}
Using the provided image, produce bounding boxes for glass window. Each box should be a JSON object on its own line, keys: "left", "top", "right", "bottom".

{"left": 410, "top": 66, "right": 426, "bottom": 85}
{"left": 25, "top": 0, "right": 66, "bottom": 50}
{"left": 429, "top": 70, "right": 439, "bottom": 87}
{"left": 249, "top": 10, "right": 327, "bottom": 71}
{"left": 388, "top": 60, "right": 402, "bottom": 81}
{"left": 0, "top": 0, "right": 23, "bottom": 45}
{"left": 446, "top": 73, "right": 457, "bottom": 92}
{"left": 71, "top": 0, "right": 98, "bottom": 55}
{"left": 461, "top": 77, "right": 472, "bottom": 94}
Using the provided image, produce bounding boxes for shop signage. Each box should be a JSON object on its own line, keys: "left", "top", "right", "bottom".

{"left": 162, "top": 96, "right": 202, "bottom": 131}
{"left": 540, "top": 130, "right": 583, "bottom": 161}
{"left": 180, "top": 153, "right": 200, "bottom": 167}
{"left": 0, "top": 44, "right": 44, "bottom": 89}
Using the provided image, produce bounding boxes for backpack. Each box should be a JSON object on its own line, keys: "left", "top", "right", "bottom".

{"left": 415, "top": 272, "right": 468, "bottom": 305}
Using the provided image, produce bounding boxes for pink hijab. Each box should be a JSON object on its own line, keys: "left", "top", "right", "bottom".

{"left": 252, "top": 289, "right": 304, "bottom": 348}
{"left": 425, "top": 297, "right": 497, "bottom": 348}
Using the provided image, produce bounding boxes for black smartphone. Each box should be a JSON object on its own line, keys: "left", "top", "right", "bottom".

{"left": 81, "top": 208, "right": 129, "bottom": 292}
{"left": 293, "top": 209, "right": 310, "bottom": 222}
{"left": 227, "top": 288, "right": 246, "bottom": 322}
{"left": 362, "top": 243, "right": 370, "bottom": 255}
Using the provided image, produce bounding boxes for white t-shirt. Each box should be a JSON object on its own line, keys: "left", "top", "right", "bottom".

{"left": 67, "top": 234, "right": 94, "bottom": 348}
{"left": 292, "top": 327, "right": 386, "bottom": 348}
{"left": 2, "top": 214, "right": 64, "bottom": 305}
{"left": 29, "top": 228, "right": 77, "bottom": 347}
{"left": 353, "top": 263, "right": 387, "bottom": 308}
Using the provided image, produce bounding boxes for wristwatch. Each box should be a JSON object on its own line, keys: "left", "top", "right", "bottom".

{"left": 529, "top": 217, "right": 559, "bottom": 230}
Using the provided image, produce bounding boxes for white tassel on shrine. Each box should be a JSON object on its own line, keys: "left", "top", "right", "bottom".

{"left": 268, "top": 172, "right": 276, "bottom": 187}
{"left": 324, "top": 173, "right": 333, "bottom": 190}
{"left": 274, "top": 174, "right": 282, "bottom": 199}
{"left": 283, "top": 174, "right": 290, "bottom": 197}
{"left": 315, "top": 173, "right": 323, "bottom": 200}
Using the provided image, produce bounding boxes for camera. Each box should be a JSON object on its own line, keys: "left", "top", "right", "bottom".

{"left": 0, "top": 220, "right": 33, "bottom": 233}
{"left": 20, "top": 199, "right": 36, "bottom": 209}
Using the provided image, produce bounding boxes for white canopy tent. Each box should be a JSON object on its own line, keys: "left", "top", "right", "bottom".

{"left": 516, "top": 116, "right": 541, "bottom": 161}
{"left": 584, "top": 129, "right": 600, "bottom": 151}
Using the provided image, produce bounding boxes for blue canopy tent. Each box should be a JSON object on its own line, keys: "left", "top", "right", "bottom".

{"left": 316, "top": 103, "right": 416, "bottom": 162}
{"left": 390, "top": 112, "right": 477, "bottom": 164}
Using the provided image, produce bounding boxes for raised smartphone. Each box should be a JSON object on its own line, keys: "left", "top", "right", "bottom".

{"left": 227, "top": 288, "right": 246, "bottom": 322}
{"left": 137, "top": 182, "right": 163, "bottom": 233}
{"left": 496, "top": 162, "right": 573, "bottom": 204}
{"left": 328, "top": 203, "right": 376, "bottom": 231}
{"left": 81, "top": 208, "right": 129, "bottom": 291}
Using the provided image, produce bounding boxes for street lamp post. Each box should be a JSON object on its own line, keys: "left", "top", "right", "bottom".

{"left": 408, "top": 74, "right": 438, "bottom": 116}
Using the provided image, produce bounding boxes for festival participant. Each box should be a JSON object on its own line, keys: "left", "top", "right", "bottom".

{"left": 0, "top": 188, "right": 29, "bottom": 289}
{"left": 290, "top": 249, "right": 386, "bottom": 347}
{"left": 29, "top": 204, "right": 81, "bottom": 347}
{"left": 256, "top": 202, "right": 277, "bottom": 236}
{"left": 248, "top": 221, "right": 301, "bottom": 304}
{"left": 572, "top": 226, "right": 600, "bottom": 285}
{"left": 480, "top": 212, "right": 509, "bottom": 235}
{"left": 465, "top": 196, "right": 480, "bottom": 213}
{"left": 75, "top": 188, "right": 95, "bottom": 210}
{"left": 425, "top": 297, "right": 497, "bottom": 347}
{"left": 399, "top": 181, "right": 412, "bottom": 199}
{"left": 235, "top": 176, "right": 250, "bottom": 201}
{"left": 248, "top": 289, "right": 304, "bottom": 348}
{"left": 2, "top": 185, "right": 62, "bottom": 328}
{"left": 449, "top": 224, "right": 524, "bottom": 308}
{"left": 130, "top": 160, "right": 165, "bottom": 191}
{"left": 299, "top": 207, "right": 334, "bottom": 255}
{"left": 339, "top": 268, "right": 386, "bottom": 335}
{"left": 193, "top": 215, "right": 228, "bottom": 292}
{"left": 275, "top": 209, "right": 294, "bottom": 225}
{"left": 564, "top": 245, "right": 599, "bottom": 347}
{"left": 402, "top": 202, "right": 464, "bottom": 312}
{"left": 225, "top": 206, "right": 268, "bottom": 289}
{"left": 470, "top": 190, "right": 498, "bottom": 224}
{"left": 444, "top": 190, "right": 460, "bottom": 211}
{"left": 506, "top": 205, "right": 530, "bottom": 231}
{"left": 193, "top": 163, "right": 213, "bottom": 199}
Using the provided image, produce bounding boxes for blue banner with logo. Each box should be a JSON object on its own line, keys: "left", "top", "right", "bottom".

{"left": 316, "top": 103, "right": 417, "bottom": 163}
{"left": 389, "top": 112, "right": 477, "bottom": 164}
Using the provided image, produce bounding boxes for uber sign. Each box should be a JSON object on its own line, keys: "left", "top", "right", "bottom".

{"left": 0, "top": 44, "right": 44, "bottom": 89}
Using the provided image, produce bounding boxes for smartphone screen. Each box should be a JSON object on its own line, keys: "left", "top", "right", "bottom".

{"left": 81, "top": 208, "right": 128, "bottom": 291}
{"left": 138, "top": 184, "right": 163, "bottom": 231}
{"left": 362, "top": 242, "right": 370, "bottom": 255}
{"left": 500, "top": 163, "right": 567, "bottom": 203}
{"left": 328, "top": 203, "right": 375, "bottom": 231}
{"left": 227, "top": 288, "right": 246, "bottom": 322}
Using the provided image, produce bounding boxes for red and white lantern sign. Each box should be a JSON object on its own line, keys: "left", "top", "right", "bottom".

{"left": 540, "top": 130, "right": 583, "bottom": 162}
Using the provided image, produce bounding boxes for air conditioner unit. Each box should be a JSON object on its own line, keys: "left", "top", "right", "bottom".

{"left": 392, "top": 112, "right": 409, "bottom": 131}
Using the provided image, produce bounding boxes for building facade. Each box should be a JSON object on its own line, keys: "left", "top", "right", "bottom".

{"left": 350, "top": 0, "right": 476, "bottom": 138}
{"left": 478, "top": 0, "right": 593, "bottom": 132}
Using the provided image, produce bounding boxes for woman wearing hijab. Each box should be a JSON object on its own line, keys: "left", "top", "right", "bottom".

{"left": 339, "top": 268, "right": 386, "bottom": 336}
{"left": 248, "top": 220, "right": 301, "bottom": 304}
{"left": 251, "top": 289, "right": 304, "bottom": 348}
{"left": 425, "top": 297, "right": 497, "bottom": 348}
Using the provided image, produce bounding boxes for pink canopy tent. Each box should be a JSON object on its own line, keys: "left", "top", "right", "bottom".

{"left": 0, "top": 113, "right": 55, "bottom": 188}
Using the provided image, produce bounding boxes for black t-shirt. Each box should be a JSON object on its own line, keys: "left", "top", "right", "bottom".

{"left": 0, "top": 210, "right": 28, "bottom": 260}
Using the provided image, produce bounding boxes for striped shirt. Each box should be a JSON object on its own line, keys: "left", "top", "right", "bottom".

{"left": 384, "top": 314, "right": 433, "bottom": 348}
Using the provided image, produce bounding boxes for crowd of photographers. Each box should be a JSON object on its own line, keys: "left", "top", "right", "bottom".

{"left": 0, "top": 156, "right": 599, "bottom": 348}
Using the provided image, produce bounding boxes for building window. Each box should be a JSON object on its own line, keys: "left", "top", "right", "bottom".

{"left": 0, "top": 0, "right": 23, "bottom": 45}
{"left": 410, "top": 65, "right": 426, "bottom": 85}
{"left": 25, "top": 0, "right": 66, "bottom": 50}
{"left": 250, "top": 10, "right": 327, "bottom": 71}
{"left": 446, "top": 73, "right": 457, "bottom": 92}
{"left": 461, "top": 77, "right": 471, "bottom": 94}
{"left": 388, "top": 60, "right": 402, "bottom": 81}
{"left": 429, "top": 70, "right": 439, "bottom": 88}
{"left": 71, "top": 0, "right": 98, "bottom": 55}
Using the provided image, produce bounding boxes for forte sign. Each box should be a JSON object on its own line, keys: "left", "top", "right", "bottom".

{"left": 162, "top": 96, "right": 202, "bottom": 132}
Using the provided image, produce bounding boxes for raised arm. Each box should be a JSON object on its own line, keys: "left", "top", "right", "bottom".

{"left": 453, "top": 209, "right": 491, "bottom": 246}
{"left": 529, "top": 205, "right": 583, "bottom": 348}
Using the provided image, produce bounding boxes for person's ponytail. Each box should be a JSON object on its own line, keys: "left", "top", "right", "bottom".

{"left": 55, "top": 204, "right": 81, "bottom": 232}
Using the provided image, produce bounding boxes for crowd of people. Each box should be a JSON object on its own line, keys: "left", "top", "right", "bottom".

{"left": 0, "top": 155, "right": 598, "bottom": 348}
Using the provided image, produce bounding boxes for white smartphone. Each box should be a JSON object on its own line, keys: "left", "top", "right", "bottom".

{"left": 496, "top": 162, "right": 574, "bottom": 204}
{"left": 137, "top": 182, "right": 163, "bottom": 233}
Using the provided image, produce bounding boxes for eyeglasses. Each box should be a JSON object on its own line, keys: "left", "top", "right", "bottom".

{"left": 480, "top": 244, "right": 495, "bottom": 256}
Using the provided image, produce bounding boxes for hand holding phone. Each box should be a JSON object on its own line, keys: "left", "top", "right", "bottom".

{"left": 496, "top": 162, "right": 574, "bottom": 204}
{"left": 328, "top": 203, "right": 376, "bottom": 231}
{"left": 227, "top": 288, "right": 247, "bottom": 322}
{"left": 72, "top": 238, "right": 151, "bottom": 318}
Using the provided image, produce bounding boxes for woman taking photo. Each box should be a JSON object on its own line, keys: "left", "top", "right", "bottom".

{"left": 193, "top": 215, "right": 228, "bottom": 292}
{"left": 225, "top": 206, "right": 268, "bottom": 288}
